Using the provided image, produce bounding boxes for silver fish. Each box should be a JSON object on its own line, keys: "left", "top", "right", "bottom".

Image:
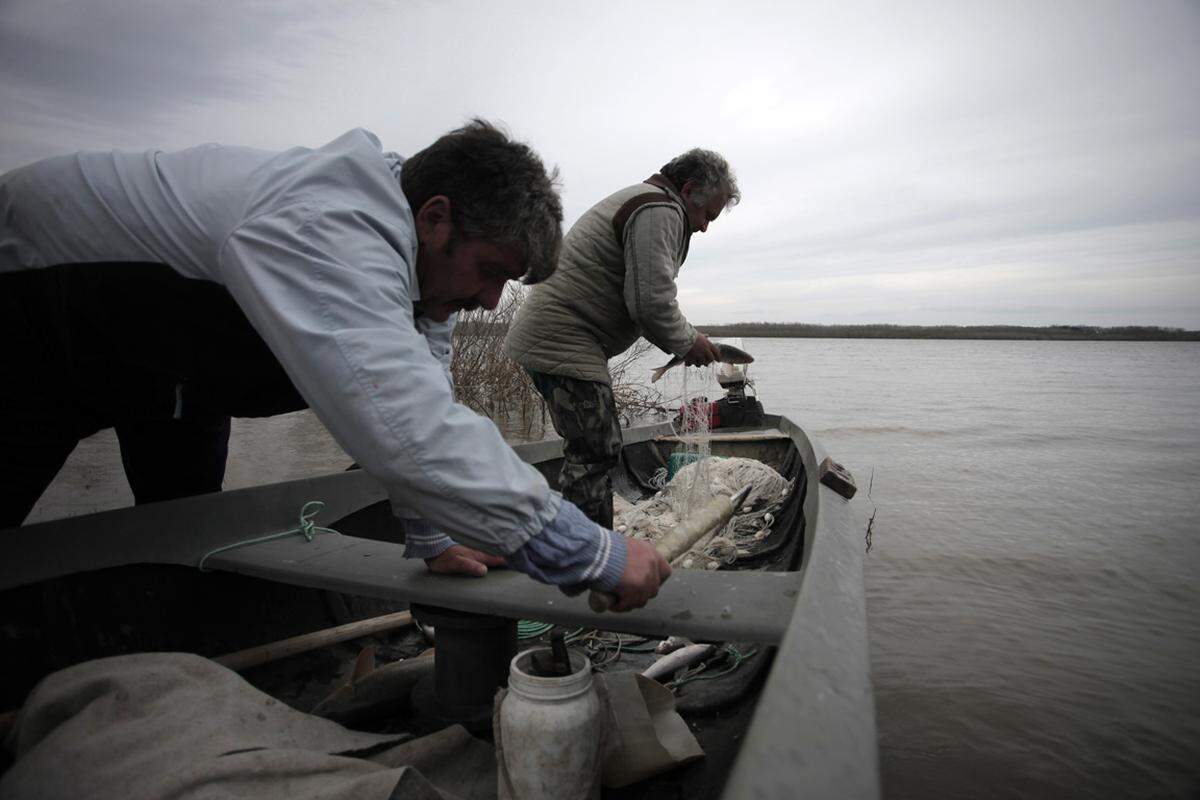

{"left": 650, "top": 342, "right": 754, "bottom": 383}
{"left": 642, "top": 643, "right": 716, "bottom": 682}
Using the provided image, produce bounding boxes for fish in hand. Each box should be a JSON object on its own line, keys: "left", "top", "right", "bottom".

{"left": 651, "top": 342, "right": 754, "bottom": 383}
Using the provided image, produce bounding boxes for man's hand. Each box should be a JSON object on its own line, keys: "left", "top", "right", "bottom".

{"left": 425, "top": 545, "right": 506, "bottom": 577}
{"left": 610, "top": 538, "right": 672, "bottom": 612}
{"left": 683, "top": 333, "right": 721, "bottom": 367}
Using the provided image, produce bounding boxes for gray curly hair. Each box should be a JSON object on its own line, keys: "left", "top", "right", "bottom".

{"left": 401, "top": 119, "right": 563, "bottom": 284}
{"left": 660, "top": 148, "right": 741, "bottom": 210}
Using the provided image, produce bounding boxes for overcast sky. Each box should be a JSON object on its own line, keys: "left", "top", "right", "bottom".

{"left": 2, "top": 0, "right": 1197, "bottom": 327}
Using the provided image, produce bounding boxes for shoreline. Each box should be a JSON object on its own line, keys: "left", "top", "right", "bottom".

{"left": 696, "top": 324, "right": 1200, "bottom": 341}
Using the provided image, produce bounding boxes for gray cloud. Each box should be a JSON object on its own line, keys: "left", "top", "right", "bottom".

{"left": 1, "top": 0, "right": 1197, "bottom": 326}
{"left": 0, "top": 0, "right": 367, "bottom": 162}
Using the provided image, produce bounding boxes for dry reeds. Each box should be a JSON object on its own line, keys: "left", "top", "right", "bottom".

{"left": 608, "top": 339, "right": 670, "bottom": 426}
{"left": 450, "top": 286, "right": 546, "bottom": 438}
{"left": 450, "top": 286, "right": 668, "bottom": 437}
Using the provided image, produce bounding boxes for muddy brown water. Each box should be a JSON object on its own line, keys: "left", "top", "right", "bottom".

{"left": 25, "top": 338, "right": 1200, "bottom": 799}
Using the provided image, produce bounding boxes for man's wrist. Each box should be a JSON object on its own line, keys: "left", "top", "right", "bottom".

{"left": 673, "top": 326, "right": 701, "bottom": 357}
{"left": 402, "top": 519, "right": 456, "bottom": 560}
{"left": 592, "top": 528, "right": 628, "bottom": 593}
{"left": 504, "top": 500, "right": 628, "bottom": 592}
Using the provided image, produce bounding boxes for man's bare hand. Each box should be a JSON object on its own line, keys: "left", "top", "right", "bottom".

{"left": 683, "top": 333, "right": 721, "bottom": 367}
{"left": 611, "top": 538, "right": 672, "bottom": 612}
{"left": 425, "top": 545, "right": 506, "bottom": 577}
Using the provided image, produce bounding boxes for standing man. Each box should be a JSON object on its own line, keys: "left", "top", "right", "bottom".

{"left": 0, "top": 121, "right": 669, "bottom": 611}
{"left": 503, "top": 150, "right": 740, "bottom": 528}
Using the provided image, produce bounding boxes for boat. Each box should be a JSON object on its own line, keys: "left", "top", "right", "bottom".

{"left": 0, "top": 414, "right": 878, "bottom": 798}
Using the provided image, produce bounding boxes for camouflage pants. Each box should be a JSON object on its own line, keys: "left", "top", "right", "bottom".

{"left": 526, "top": 369, "right": 622, "bottom": 529}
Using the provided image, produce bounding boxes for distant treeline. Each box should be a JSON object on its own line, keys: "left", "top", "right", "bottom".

{"left": 455, "top": 319, "right": 1200, "bottom": 342}
{"left": 695, "top": 323, "right": 1200, "bottom": 341}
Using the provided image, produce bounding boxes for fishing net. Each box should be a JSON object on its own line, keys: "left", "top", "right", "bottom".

{"left": 615, "top": 456, "right": 792, "bottom": 569}
{"left": 671, "top": 367, "right": 714, "bottom": 516}
{"left": 614, "top": 365, "right": 793, "bottom": 570}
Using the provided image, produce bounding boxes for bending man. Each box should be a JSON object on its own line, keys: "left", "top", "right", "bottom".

{"left": 0, "top": 121, "right": 669, "bottom": 611}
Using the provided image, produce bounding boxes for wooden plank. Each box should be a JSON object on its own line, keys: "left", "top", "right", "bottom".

{"left": 214, "top": 610, "right": 414, "bottom": 671}
{"left": 0, "top": 421, "right": 677, "bottom": 592}
{"left": 654, "top": 431, "right": 790, "bottom": 444}
{"left": 206, "top": 535, "right": 797, "bottom": 644}
{"left": 0, "top": 469, "right": 386, "bottom": 591}
{"left": 0, "top": 417, "right": 795, "bottom": 643}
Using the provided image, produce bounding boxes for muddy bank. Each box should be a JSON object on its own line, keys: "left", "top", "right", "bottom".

{"left": 25, "top": 408, "right": 556, "bottom": 525}
{"left": 25, "top": 411, "right": 353, "bottom": 525}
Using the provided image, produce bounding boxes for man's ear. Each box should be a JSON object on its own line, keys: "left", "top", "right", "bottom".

{"left": 414, "top": 195, "right": 452, "bottom": 245}
{"left": 678, "top": 179, "right": 698, "bottom": 204}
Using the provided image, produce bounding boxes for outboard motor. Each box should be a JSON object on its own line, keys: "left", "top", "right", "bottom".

{"left": 713, "top": 361, "right": 765, "bottom": 428}
{"left": 672, "top": 357, "right": 765, "bottom": 432}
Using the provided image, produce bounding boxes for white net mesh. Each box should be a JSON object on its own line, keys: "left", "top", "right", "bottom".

{"left": 671, "top": 366, "right": 714, "bottom": 517}
{"left": 614, "top": 361, "right": 793, "bottom": 569}
{"left": 614, "top": 456, "right": 792, "bottom": 569}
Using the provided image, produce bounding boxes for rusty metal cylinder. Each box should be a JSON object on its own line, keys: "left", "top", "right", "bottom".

{"left": 409, "top": 604, "right": 516, "bottom": 730}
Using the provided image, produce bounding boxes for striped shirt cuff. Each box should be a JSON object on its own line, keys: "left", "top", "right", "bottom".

{"left": 505, "top": 500, "right": 628, "bottom": 594}
{"left": 402, "top": 519, "right": 457, "bottom": 560}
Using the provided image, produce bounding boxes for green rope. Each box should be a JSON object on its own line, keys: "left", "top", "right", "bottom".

{"left": 517, "top": 620, "right": 554, "bottom": 639}
{"left": 198, "top": 500, "right": 340, "bottom": 571}
{"left": 516, "top": 622, "right": 589, "bottom": 641}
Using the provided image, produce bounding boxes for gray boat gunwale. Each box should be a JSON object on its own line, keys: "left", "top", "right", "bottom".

{"left": 0, "top": 413, "right": 879, "bottom": 799}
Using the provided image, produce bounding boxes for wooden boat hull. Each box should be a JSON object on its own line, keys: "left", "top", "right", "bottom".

{"left": 0, "top": 414, "right": 878, "bottom": 798}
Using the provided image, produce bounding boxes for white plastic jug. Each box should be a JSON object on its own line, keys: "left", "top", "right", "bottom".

{"left": 497, "top": 647, "right": 603, "bottom": 800}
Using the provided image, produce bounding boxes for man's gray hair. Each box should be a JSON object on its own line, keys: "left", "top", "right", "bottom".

{"left": 402, "top": 119, "right": 563, "bottom": 284}
{"left": 660, "top": 149, "right": 741, "bottom": 210}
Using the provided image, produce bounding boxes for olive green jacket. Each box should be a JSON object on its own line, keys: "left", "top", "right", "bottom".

{"left": 503, "top": 175, "right": 697, "bottom": 385}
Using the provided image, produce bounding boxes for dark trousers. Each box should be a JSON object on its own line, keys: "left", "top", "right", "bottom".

{"left": 526, "top": 369, "right": 622, "bottom": 530}
{"left": 0, "top": 406, "right": 232, "bottom": 529}
{"left": 1, "top": 264, "right": 304, "bottom": 528}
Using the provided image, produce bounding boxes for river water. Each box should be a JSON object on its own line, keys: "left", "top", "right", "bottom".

{"left": 28, "top": 338, "right": 1200, "bottom": 798}
{"left": 736, "top": 338, "right": 1200, "bottom": 799}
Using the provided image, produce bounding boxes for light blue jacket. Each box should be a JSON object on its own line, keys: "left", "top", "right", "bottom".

{"left": 0, "top": 129, "right": 625, "bottom": 591}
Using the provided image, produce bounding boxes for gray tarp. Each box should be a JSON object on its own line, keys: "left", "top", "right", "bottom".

{"left": 0, "top": 653, "right": 496, "bottom": 800}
